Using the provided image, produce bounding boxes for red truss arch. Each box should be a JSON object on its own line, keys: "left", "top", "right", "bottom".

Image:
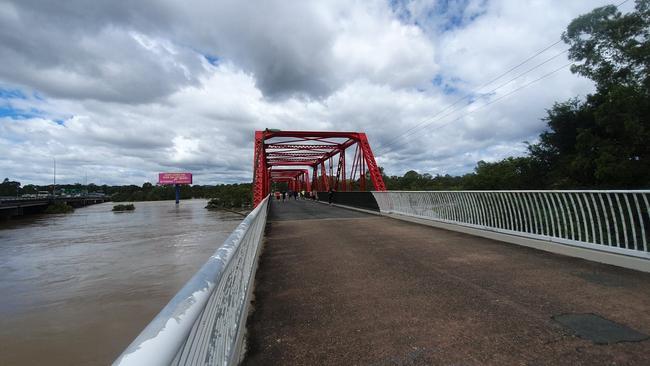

{"left": 253, "top": 130, "right": 386, "bottom": 206}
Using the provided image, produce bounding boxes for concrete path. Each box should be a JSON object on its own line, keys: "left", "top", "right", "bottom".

{"left": 244, "top": 200, "right": 650, "bottom": 365}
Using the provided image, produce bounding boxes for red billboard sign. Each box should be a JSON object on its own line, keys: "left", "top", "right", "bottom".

{"left": 158, "top": 172, "right": 193, "bottom": 185}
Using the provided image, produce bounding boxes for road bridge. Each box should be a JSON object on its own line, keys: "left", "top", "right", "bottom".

{"left": 114, "top": 131, "right": 650, "bottom": 366}
{"left": 0, "top": 196, "right": 107, "bottom": 218}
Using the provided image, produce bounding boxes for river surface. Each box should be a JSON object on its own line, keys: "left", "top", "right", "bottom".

{"left": 0, "top": 200, "right": 243, "bottom": 365}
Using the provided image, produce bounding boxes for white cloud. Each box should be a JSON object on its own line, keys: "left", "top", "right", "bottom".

{"left": 0, "top": 0, "right": 625, "bottom": 186}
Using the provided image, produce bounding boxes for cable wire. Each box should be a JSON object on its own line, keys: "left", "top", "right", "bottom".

{"left": 375, "top": 0, "right": 634, "bottom": 155}
{"left": 380, "top": 62, "right": 571, "bottom": 157}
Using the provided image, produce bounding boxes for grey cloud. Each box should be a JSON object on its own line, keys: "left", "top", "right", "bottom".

{"left": 0, "top": 1, "right": 610, "bottom": 186}
{"left": 3, "top": 0, "right": 437, "bottom": 100}
{"left": 0, "top": 1, "right": 204, "bottom": 104}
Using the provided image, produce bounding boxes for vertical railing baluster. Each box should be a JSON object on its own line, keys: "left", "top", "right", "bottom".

{"left": 523, "top": 193, "right": 536, "bottom": 235}
{"left": 623, "top": 194, "right": 638, "bottom": 250}
{"left": 495, "top": 193, "right": 507, "bottom": 230}
{"left": 458, "top": 192, "right": 470, "bottom": 224}
{"left": 562, "top": 193, "right": 580, "bottom": 240}
{"left": 439, "top": 192, "right": 447, "bottom": 220}
{"left": 486, "top": 193, "right": 499, "bottom": 229}
{"left": 504, "top": 192, "right": 516, "bottom": 231}
{"left": 456, "top": 192, "right": 467, "bottom": 223}
{"left": 456, "top": 192, "right": 465, "bottom": 223}
{"left": 575, "top": 193, "right": 590, "bottom": 243}
{"left": 605, "top": 193, "right": 620, "bottom": 247}
{"left": 615, "top": 194, "right": 629, "bottom": 249}
{"left": 531, "top": 193, "right": 543, "bottom": 235}
{"left": 432, "top": 192, "right": 441, "bottom": 219}
{"left": 468, "top": 193, "right": 479, "bottom": 225}
{"left": 450, "top": 192, "right": 462, "bottom": 222}
{"left": 476, "top": 192, "right": 488, "bottom": 227}
{"left": 465, "top": 192, "right": 480, "bottom": 225}
{"left": 512, "top": 193, "right": 526, "bottom": 233}
{"left": 499, "top": 192, "right": 512, "bottom": 230}
{"left": 551, "top": 193, "right": 569, "bottom": 238}
{"left": 589, "top": 193, "right": 604, "bottom": 245}
{"left": 599, "top": 193, "right": 612, "bottom": 246}
{"left": 585, "top": 193, "right": 603, "bottom": 244}
{"left": 521, "top": 193, "right": 533, "bottom": 234}
{"left": 539, "top": 192, "right": 555, "bottom": 236}
{"left": 487, "top": 193, "right": 498, "bottom": 228}
{"left": 641, "top": 193, "right": 650, "bottom": 252}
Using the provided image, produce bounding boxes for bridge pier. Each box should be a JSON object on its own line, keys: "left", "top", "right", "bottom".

{"left": 0, "top": 197, "right": 106, "bottom": 219}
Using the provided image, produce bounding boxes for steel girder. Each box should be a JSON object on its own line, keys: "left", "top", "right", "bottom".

{"left": 253, "top": 130, "right": 386, "bottom": 206}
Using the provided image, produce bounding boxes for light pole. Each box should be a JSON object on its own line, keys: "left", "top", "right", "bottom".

{"left": 53, "top": 157, "right": 56, "bottom": 196}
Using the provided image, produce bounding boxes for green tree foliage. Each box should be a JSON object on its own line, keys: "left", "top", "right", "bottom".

{"left": 463, "top": 157, "right": 547, "bottom": 190}
{"left": 563, "top": 1, "right": 649, "bottom": 90}
{"left": 381, "top": 170, "right": 466, "bottom": 191}
{"left": 0, "top": 178, "right": 21, "bottom": 196}
{"left": 527, "top": 0, "right": 650, "bottom": 188}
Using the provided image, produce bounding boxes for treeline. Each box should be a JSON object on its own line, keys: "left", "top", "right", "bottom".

{"left": 106, "top": 183, "right": 252, "bottom": 207}
{"left": 0, "top": 179, "right": 253, "bottom": 208}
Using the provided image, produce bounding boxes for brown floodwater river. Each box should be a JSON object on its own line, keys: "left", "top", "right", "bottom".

{"left": 0, "top": 199, "right": 243, "bottom": 365}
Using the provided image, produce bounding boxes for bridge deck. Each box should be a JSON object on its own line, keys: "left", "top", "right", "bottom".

{"left": 244, "top": 200, "right": 650, "bottom": 365}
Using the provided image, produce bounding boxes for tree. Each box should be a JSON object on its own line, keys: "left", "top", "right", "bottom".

{"left": 463, "top": 157, "right": 546, "bottom": 190}
{"left": 529, "top": 0, "right": 650, "bottom": 188}
{"left": 563, "top": 1, "right": 649, "bottom": 91}
{"left": 0, "top": 178, "right": 21, "bottom": 196}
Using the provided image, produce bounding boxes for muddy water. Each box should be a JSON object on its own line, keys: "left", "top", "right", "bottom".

{"left": 0, "top": 200, "right": 242, "bottom": 365}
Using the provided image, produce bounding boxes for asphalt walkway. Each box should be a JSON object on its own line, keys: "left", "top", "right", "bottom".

{"left": 244, "top": 199, "right": 650, "bottom": 365}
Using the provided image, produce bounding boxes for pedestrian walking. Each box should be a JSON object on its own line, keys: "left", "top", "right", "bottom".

{"left": 282, "top": 191, "right": 286, "bottom": 201}
{"left": 328, "top": 188, "right": 334, "bottom": 205}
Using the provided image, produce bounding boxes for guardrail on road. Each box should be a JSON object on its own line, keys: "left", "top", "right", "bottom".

{"left": 373, "top": 191, "right": 650, "bottom": 260}
{"left": 114, "top": 196, "right": 269, "bottom": 366}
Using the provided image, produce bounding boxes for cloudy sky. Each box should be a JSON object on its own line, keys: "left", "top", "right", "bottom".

{"left": 0, "top": 0, "right": 630, "bottom": 186}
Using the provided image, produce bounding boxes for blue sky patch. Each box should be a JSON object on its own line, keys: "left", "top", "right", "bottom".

{"left": 0, "top": 105, "right": 46, "bottom": 120}
{"left": 0, "top": 88, "right": 27, "bottom": 100}
{"left": 389, "top": 0, "right": 488, "bottom": 33}
{"left": 204, "top": 54, "right": 220, "bottom": 66}
{"left": 431, "top": 75, "right": 461, "bottom": 95}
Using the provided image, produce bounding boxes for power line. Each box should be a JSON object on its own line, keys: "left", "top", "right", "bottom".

{"left": 375, "top": 0, "right": 634, "bottom": 155}
{"left": 377, "top": 48, "right": 568, "bottom": 154}
{"left": 375, "top": 47, "right": 567, "bottom": 153}
{"left": 380, "top": 62, "right": 571, "bottom": 157}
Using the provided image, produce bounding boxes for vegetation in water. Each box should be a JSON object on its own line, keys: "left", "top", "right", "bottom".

{"left": 44, "top": 202, "right": 74, "bottom": 214}
{"left": 205, "top": 184, "right": 253, "bottom": 209}
{"left": 112, "top": 204, "right": 135, "bottom": 212}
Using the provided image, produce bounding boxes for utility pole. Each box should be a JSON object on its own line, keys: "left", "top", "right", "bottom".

{"left": 53, "top": 157, "right": 56, "bottom": 196}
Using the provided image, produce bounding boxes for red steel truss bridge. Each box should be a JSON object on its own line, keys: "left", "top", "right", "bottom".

{"left": 115, "top": 131, "right": 650, "bottom": 366}
{"left": 252, "top": 130, "right": 386, "bottom": 206}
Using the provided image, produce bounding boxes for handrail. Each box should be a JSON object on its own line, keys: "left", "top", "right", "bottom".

{"left": 373, "top": 191, "right": 650, "bottom": 258}
{"left": 113, "top": 196, "right": 269, "bottom": 366}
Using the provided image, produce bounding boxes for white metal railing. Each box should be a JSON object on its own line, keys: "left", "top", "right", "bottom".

{"left": 372, "top": 191, "right": 650, "bottom": 259}
{"left": 113, "top": 196, "right": 269, "bottom": 366}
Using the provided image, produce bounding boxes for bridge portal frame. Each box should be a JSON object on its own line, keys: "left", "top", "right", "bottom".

{"left": 253, "top": 130, "right": 386, "bottom": 206}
